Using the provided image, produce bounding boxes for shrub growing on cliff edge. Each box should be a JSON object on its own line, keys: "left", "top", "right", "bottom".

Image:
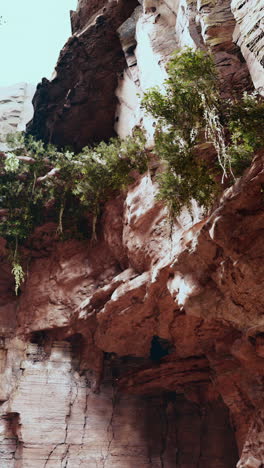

{"left": 226, "top": 92, "right": 264, "bottom": 173}
{"left": 141, "top": 48, "right": 264, "bottom": 217}
{"left": 0, "top": 128, "right": 147, "bottom": 293}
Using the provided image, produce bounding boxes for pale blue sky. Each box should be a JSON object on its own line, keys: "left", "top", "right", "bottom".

{"left": 0, "top": 0, "right": 77, "bottom": 86}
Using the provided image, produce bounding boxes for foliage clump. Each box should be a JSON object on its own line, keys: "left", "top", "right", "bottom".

{"left": 0, "top": 128, "right": 147, "bottom": 293}
{"left": 226, "top": 92, "right": 264, "bottom": 174}
{"left": 141, "top": 48, "right": 264, "bottom": 216}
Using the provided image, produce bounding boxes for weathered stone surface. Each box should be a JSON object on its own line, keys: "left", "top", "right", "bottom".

{"left": 1, "top": 0, "right": 264, "bottom": 466}
{"left": 27, "top": 0, "right": 138, "bottom": 151}
{"left": 0, "top": 83, "right": 35, "bottom": 150}
{"left": 0, "top": 149, "right": 262, "bottom": 465}
{"left": 232, "top": 0, "right": 264, "bottom": 95}
{"left": 115, "top": 0, "right": 253, "bottom": 142}
{"left": 0, "top": 339, "right": 238, "bottom": 468}
{"left": 118, "top": 354, "right": 211, "bottom": 394}
{"left": 197, "top": 0, "right": 253, "bottom": 96}
{"left": 237, "top": 410, "right": 264, "bottom": 467}
{"left": 27, "top": 0, "right": 259, "bottom": 149}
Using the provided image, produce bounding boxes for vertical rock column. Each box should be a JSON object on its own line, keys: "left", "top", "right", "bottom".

{"left": 231, "top": 0, "right": 264, "bottom": 94}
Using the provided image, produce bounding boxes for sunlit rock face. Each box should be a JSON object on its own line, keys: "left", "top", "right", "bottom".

{"left": 1, "top": 0, "right": 264, "bottom": 467}
{"left": 27, "top": 0, "right": 255, "bottom": 149}
{"left": 231, "top": 0, "right": 264, "bottom": 95}
{"left": 114, "top": 0, "right": 253, "bottom": 142}
{"left": 1, "top": 154, "right": 264, "bottom": 467}
{"left": 0, "top": 83, "right": 35, "bottom": 150}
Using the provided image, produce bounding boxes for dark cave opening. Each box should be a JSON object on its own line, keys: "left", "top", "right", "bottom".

{"left": 150, "top": 335, "right": 175, "bottom": 361}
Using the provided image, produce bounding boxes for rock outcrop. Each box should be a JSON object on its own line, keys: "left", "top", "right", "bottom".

{"left": 27, "top": 0, "right": 262, "bottom": 149}
{"left": 231, "top": 0, "right": 264, "bottom": 95}
{"left": 0, "top": 83, "right": 35, "bottom": 150}
{"left": 27, "top": 0, "right": 138, "bottom": 151}
{"left": 0, "top": 153, "right": 263, "bottom": 466}
{"left": 1, "top": 0, "right": 264, "bottom": 467}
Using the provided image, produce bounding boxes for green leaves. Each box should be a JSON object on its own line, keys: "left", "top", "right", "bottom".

{"left": 141, "top": 48, "right": 219, "bottom": 144}
{"left": 154, "top": 130, "right": 217, "bottom": 217}
{"left": 4, "top": 153, "right": 20, "bottom": 173}
{"left": 225, "top": 92, "right": 264, "bottom": 175}
{"left": 141, "top": 48, "right": 264, "bottom": 217}
{"left": 0, "top": 128, "right": 147, "bottom": 244}
{"left": 141, "top": 48, "right": 219, "bottom": 216}
{"left": 0, "top": 128, "right": 147, "bottom": 292}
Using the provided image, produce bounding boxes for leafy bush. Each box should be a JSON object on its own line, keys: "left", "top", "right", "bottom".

{"left": 153, "top": 131, "right": 217, "bottom": 217}
{"left": 0, "top": 128, "right": 147, "bottom": 292}
{"left": 141, "top": 48, "right": 264, "bottom": 216}
{"left": 226, "top": 92, "right": 264, "bottom": 174}
{"left": 142, "top": 49, "right": 219, "bottom": 143}
{"left": 141, "top": 49, "right": 221, "bottom": 216}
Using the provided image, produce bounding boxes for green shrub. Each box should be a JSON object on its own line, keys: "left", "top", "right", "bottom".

{"left": 153, "top": 131, "right": 217, "bottom": 217}
{"left": 0, "top": 128, "right": 147, "bottom": 293}
{"left": 141, "top": 49, "right": 221, "bottom": 215}
{"left": 141, "top": 48, "right": 264, "bottom": 216}
{"left": 142, "top": 49, "right": 219, "bottom": 143}
{"left": 226, "top": 92, "right": 264, "bottom": 174}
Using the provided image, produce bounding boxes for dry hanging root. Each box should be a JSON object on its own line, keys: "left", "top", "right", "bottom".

{"left": 12, "top": 262, "right": 25, "bottom": 295}
{"left": 11, "top": 237, "right": 25, "bottom": 295}
{"left": 201, "top": 94, "right": 234, "bottom": 182}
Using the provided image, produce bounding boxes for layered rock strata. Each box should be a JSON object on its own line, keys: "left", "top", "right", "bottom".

{"left": 1, "top": 0, "right": 264, "bottom": 467}
{"left": 27, "top": 0, "right": 258, "bottom": 148}
{"left": 0, "top": 83, "right": 35, "bottom": 150}
{"left": 27, "top": 0, "right": 138, "bottom": 150}
{"left": 0, "top": 153, "right": 264, "bottom": 466}
{"left": 231, "top": 0, "right": 264, "bottom": 94}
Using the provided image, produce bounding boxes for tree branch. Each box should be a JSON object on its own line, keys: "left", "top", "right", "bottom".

{"left": 36, "top": 167, "right": 60, "bottom": 183}
{"left": 0, "top": 151, "right": 36, "bottom": 164}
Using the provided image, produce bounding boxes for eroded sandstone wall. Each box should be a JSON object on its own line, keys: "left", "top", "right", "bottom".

{"left": 0, "top": 156, "right": 264, "bottom": 467}
{"left": 27, "top": 0, "right": 262, "bottom": 148}
{"left": 0, "top": 339, "right": 238, "bottom": 467}
{"left": 0, "top": 83, "right": 35, "bottom": 150}
{"left": 231, "top": 0, "right": 264, "bottom": 94}
{"left": 1, "top": 0, "right": 264, "bottom": 467}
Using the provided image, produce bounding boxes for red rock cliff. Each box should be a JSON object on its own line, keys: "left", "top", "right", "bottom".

{"left": 1, "top": 0, "right": 264, "bottom": 467}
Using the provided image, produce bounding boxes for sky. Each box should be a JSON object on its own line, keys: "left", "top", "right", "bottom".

{"left": 0, "top": 0, "right": 77, "bottom": 86}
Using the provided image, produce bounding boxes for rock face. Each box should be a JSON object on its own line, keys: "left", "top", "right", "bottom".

{"left": 27, "top": 0, "right": 138, "bottom": 151}
{"left": 0, "top": 83, "right": 35, "bottom": 150}
{"left": 231, "top": 0, "right": 264, "bottom": 95}
{"left": 27, "top": 0, "right": 257, "bottom": 148}
{"left": 0, "top": 156, "right": 264, "bottom": 466}
{"left": 1, "top": 0, "right": 264, "bottom": 467}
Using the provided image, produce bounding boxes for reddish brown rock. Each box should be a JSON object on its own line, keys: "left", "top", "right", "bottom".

{"left": 2, "top": 0, "right": 264, "bottom": 466}
{"left": 117, "top": 354, "right": 211, "bottom": 395}
{"left": 27, "top": 0, "right": 138, "bottom": 150}
{"left": 0, "top": 152, "right": 261, "bottom": 466}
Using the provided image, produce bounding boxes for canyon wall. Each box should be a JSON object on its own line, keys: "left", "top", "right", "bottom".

{"left": 0, "top": 83, "right": 35, "bottom": 150}
{"left": 1, "top": 0, "right": 264, "bottom": 467}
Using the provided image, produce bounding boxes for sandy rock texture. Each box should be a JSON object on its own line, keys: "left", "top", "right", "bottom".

{"left": 231, "top": 0, "right": 264, "bottom": 95}
{"left": 115, "top": 0, "right": 253, "bottom": 140}
{"left": 27, "top": 0, "right": 139, "bottom": 151}
{"left": 27, "top": 0, "right": 257, "bottom": 149}
{"left": 0, "top": 83, "right": 35, "bottom": 150}
{"left": 0, "top": 153, "right": 263, "bottom": 467}
{"left": 1, "top": 0, "right": 264, "bottom": 466}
